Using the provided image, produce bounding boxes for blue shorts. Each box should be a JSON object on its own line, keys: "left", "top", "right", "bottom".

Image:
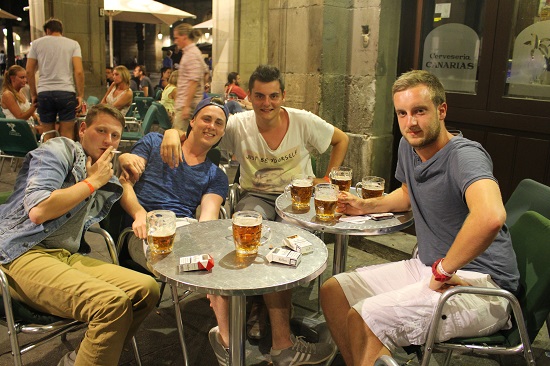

{"left": 37, "top": 91, "right": 77, "bottom": 123}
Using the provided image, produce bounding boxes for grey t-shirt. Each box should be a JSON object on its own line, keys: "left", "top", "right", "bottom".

{"left": 395, "top": 135, "right": 519, "bottom": 292}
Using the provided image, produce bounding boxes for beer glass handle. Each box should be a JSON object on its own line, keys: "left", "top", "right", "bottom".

{"left": 355, "top": 182, "right": 363, "bottom": 197}
{"left": 260, "top": 225, "right": 272, "bottom": 245}
{"left": 284, "top": 184, "right": 292, "bottom": 200}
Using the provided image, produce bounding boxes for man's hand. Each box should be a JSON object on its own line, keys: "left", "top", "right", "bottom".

{"left": 132, "top": 210, "right": 147, "bottom": 239}
{"left": 85, "top": 146, "right": 114, "bottom": 190}
{"left": 75, "top": 96, "right": 83, "bottom": 112}
{"left": 429, "top": 274, "right": 471, "bottom": 293}
{"left": 161, "top": 129, "right": 184, "bottom": 168}
{"left": 336, "top": 191, "right": 369, "bottom": 215}
{"left": 182, "top": 105, "right": 191, "bottom": 121}
{"left": 120, "top": 153, "right": 146, "bottom": 182}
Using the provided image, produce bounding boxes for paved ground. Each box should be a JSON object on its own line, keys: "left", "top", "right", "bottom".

{"left": 1, "top": 147, "right": 549, "bottom": 365}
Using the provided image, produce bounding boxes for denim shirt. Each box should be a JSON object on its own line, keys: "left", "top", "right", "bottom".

{"left": 0, "top": 137, "right": 123, "bottom": 264}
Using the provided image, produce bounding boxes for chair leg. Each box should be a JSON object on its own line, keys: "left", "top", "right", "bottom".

{"left": 443, "top": 349, "right": 453, "bottom": 366}
{"left": 131, "top": 336, "right": 142, "bottom": 366}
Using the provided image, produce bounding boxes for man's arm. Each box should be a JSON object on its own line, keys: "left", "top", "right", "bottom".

{"left": 26, "top": 58, "right": 38, "bottom": 104}
{"left": 198, "top": 193, "right": 224, "bottom": 222}
{"left": 72, "top": 56, "right": 85, "bottom": 110}
{"left": 119, "top": 175, "right": 148, "bottom": 239}
{"left": 337, "top": 183, "right": 412, "bottom": 215}
{"left": 314, "top": 127, "right": 349, "bottom": 185}
{"left": 429, "top": 179, "right": 506, "bottom": 290}
{"left": 29, "top": 147, "right": 115, "bottom": 224}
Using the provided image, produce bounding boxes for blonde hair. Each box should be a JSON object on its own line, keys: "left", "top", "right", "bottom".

{"left": 174, "top": 23, "right": 202, "bottom": 42}
{"left": 2, "top": 65, "right": 26, "bottom": 104}
{"left": 114, "top": 65, "right": 131, "bottom": 86}
{"left": 392, "top": 70, "right": 446, "bottom": 107}
{"left": 168, "top": 70, "right": 179, "bottom": 86}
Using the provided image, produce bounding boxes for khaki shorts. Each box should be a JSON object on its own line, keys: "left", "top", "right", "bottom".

{"left": 334, "top": 259, "right": 510, "bottom": 351}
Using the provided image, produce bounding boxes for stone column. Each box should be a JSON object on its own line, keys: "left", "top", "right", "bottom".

{"left": 267, "top": 0, "right": 401, "bottom": 185}
{"left": 211, "top": 0, "right": 268, "bottom": 94}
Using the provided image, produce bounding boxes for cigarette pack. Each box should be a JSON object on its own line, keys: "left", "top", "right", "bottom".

{"left": 266, "top": 247, "right": 302, "bottom": 267}
{"left": 178, "top": 254, "right": 215, "bottom": 272}
{"left": 283, "top": 235, "right": 313, "bottom": 254}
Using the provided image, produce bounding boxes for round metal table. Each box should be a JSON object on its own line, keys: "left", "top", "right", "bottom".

{"left": 147, "top": 219, "right": 328, "bottom": 366}
{"left": 275, "top": 188, "right": 414, "bottom": 275}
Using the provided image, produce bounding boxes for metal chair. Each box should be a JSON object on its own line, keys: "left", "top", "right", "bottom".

{"left": 120, "top": 103, "right": 159, "bottom": 147}
{"left": 505, "top": 178, "right": 550, "bottom": 227}
{"left": 0, "top": 118, "right": 58, "bottom": 173}
{"left": 151, "top": 101, "right": 173, "bottom": 131}
{"left": 133, "top": 96, "right": 154, "bottom": 121}
{"left": 0, "top": 193, "right": 142, "bottom": 366}
{"left": 420, "top": 211, "right": 550, "bottom": 366}
{"left": 374, "top": 355, "right": 401, "bottom": 366}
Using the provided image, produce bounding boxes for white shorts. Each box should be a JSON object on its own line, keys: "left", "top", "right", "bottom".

{"left": 334, "top": 259, "right": 510, "bottom": 351}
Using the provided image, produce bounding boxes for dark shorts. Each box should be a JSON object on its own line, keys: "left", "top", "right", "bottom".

{"left": 37, "top": 91, "right": 77, "bottom": 123}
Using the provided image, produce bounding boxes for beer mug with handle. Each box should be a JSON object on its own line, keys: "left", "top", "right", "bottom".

{"left": 329, "top": 166, "right": 353, "bottom": 192}
{"left": 147, "top": 210, "right": 177, "bottom": 254}
{"left": 284, "top": 174, "right": 314, "bottom": 212}
{"left": 232, "top": 211, "right": 271, "bottom": 256}
{"left": 355, "top": 176, "right": 385, "bottom": 199}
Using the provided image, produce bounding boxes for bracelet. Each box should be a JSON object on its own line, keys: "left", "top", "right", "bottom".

{"left": 431, "top": 258, "right": 453, "bottom": 282}
{"left": 82, "top": 179, "right": 95, "bottom": 194}
{"left": 437, "top": 258, "right": 454, "bottom": 277}
{"left": 323, "top": 175, "right": 330, "bottom": 183}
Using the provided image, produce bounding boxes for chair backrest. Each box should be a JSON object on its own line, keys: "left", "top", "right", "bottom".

{"left": 133, "top": 90, "right": 145, "bottom": 98}
{"left": 505, "top": 211, "right": 550, "bottom": 344}
{"left": 0, "top": 118, "right": 39, "bottom": 157}
{"left": 154, "top": 88, "right": 162, "bottom": 101}
{"left": 151, "top": 101, "right": 172, "bottom": 130}
{"left": 206, "top": 148, "right": 222, "bottom": 167}
{"left": 505, "top": 179, "right": 550, "bottom": 227}
{"left": 86, "top": 95, "right": 100, "bottom": 106}
{"left": 139, "top": 103, "right": 159, "bottom": 135}
{"left": 134, "top": 96, "right": 154, "bottom": 120}
{"left": 0, "top": 110, "right": 5, "bottom": 118}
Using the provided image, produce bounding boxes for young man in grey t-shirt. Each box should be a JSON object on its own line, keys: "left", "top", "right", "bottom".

{"left": 321, "top": 70, "right": 519, "bottom": 366}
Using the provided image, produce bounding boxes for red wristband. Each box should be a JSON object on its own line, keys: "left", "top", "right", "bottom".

{"left": 323, "top": 175, "right": 330, "bottom": 183}
{"left": 432, "top": 258, "right": 452, "bottom": 282}
{"left": 82, "top": 179, "right": 95, "bottom": 194}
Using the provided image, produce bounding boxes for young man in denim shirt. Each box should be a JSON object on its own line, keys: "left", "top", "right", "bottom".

{"left": 0, "top": 104, "right": 160, "bottom": 366}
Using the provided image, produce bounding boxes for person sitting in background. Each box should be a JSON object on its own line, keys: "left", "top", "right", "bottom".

{"left": 1, "top": 65, "right": 42, "bottom": 133}
{"left": 133, "top": 65, "right": 153, "bottom": 97}
{"left": 224, "top": 72, "right": 247, "bottom": 100}
{"left": 160, "top": 70, "right": 178, "bottom": 121}
{"left": 162, "top": 51, "right": 173, "bottom": 69}
{"left": 157, "top": 66, "right": 172, "bottom": 91}
{"left": 106, "top": 66, "right": 114, "bottom": 88}
{"left": 101, "top": 65, "right": 133, "bottom": 117}
{"left": 118, "top": 98, "right": 229, "bottom": 271}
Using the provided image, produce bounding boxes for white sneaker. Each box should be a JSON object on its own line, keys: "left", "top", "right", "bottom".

{"left": 208, "top": 326, "right": 229, "bottom": 366}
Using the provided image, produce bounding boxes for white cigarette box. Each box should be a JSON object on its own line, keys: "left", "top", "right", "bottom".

{"left": 266, "top": 247, "right": 302, "bottom": 267}
{"left": 178, "top": 254, "right": 215, "bottom": 272}
{"left": 284, "top": 235, "right": 313, "bottom": 254}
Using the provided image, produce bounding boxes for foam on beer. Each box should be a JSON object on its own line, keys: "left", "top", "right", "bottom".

{"left": 293, "top": 179, "right": 313, "bottom": 187}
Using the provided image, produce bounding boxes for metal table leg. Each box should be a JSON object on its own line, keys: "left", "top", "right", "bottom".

{"left": 229, "top": 295, "right": 247, "bottom": 366}
{"left": 170, "top": 283, "right": 189, "bottom": 366}
{"left": 333, "top": 234, "right": 349, "bottom": 275}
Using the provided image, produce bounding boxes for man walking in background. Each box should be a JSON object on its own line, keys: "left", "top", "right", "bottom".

{"left": 26, "top": 18, "right": 84, "bottom": 140}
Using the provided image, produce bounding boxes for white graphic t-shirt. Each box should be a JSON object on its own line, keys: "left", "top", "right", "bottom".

{"left": 219, "top": 107, "right": 334, "bottom": 193}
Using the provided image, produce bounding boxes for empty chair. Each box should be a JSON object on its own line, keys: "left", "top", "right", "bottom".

{"left": 86, "top": 95, "right": 100, "bottom": 106}
{"left": 151, "top": 101, "right": 172, "bottom": 130}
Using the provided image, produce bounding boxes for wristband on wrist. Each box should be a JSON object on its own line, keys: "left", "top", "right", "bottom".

{"left": 431, "top": 258, "right": 453, "bottom": 282}
{"left": 82, "top": 179, "right": 95, "bottom": 194}
{"left": 323, "top": 175, "right": 330, "bottom": 183}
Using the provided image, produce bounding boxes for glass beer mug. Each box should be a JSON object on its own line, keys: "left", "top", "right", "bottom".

{"left": 147, "top": 210, "right": 176, "bottom": 254}
{"left": 232, "top": 211, "right": 271, "bottom": 256}
{"left": 284, "top": 174, "right": 314, "bottom": 212}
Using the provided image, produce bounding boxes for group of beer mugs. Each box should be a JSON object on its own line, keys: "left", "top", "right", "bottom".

{"left": 285, "top": 167, "right": 386, "bottom": 221}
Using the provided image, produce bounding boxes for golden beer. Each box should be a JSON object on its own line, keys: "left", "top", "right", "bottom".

{"left": 290, "top": 180, "right": 313, "bottom": 211}
{"left": 314, "top": 195, "right": 338, "bottom": 221}
{"left": 148, "top": 232, "right": 176, "bottom": 254}
{"left": 362, "top": 186, "right": 384, "bottom": 199}
{"left": 330, "top": 175, "right": 352, "bottom": 192}
{"left": 232, "top": 214, "right": 263, "bottom": 256}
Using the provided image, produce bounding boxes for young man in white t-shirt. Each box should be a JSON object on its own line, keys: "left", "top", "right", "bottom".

{"left": 159, "top": 64, "right": 349, "bottom": 366}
